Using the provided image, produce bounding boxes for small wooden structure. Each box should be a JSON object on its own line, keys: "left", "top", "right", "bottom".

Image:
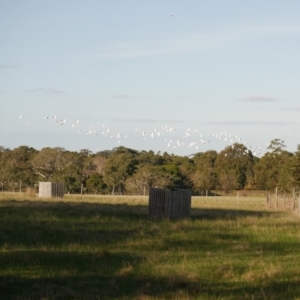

{"left": 149, "top": 188, "right": 191, "bottom": 219}
{"left": 38, "top": 182, "right": 64, "bottom": 198}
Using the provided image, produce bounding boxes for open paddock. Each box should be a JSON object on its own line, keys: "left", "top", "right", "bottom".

{"left": 0, "top": 194, "right": 300, "bottom": 299}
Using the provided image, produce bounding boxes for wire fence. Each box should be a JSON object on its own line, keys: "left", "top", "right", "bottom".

{"left": 266, "top": 187, "right": 300, "bottom": 215}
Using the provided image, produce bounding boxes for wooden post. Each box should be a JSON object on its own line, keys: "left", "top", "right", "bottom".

{"left": 206, "top": 189, "right": 208, "bottom": 198}
{"left": 298, "top": 192, "right": 300, "bottom": 216}
{"left": 19, "top": 181, "right": 22, "bottom": 193}
{"left": 111, "top": 185, "right": 115, "bottom": 195}
{"left": 81, "top": 183, "right": 83, "bottom": 199}
{"left": 293, "top": 187, "right": 295, "bottom": 199}
{"left": 293, "top": 187, "right": 296, "bottom": 210}
{"left": 275, "top": 187, "right": 278, "bottom": 209}
{"left": 237, "top": 191, "right": 239, "bottom": 204}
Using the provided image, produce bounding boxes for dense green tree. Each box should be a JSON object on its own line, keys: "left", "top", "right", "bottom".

{"left": 86, "top": 173, "right": 107, "bottom": 194}
{"left": 2, "top": 141, "right": 300, "bottom": 194}
{"left": 30, "top": 147, "right": 65, "bottom": 180}
{"left": 254, "top": 139, "right": 293, "bottom": 191}
{"left": 103, "top": 147, "right": 139, "bottom": 194}
{"left": 155, "top": 164, "right": 188, "bottom": 189}
{"left": 125, "top": 164, "right": 156, "bottom": 195}
{"left": 192, "top": 150, "right": 218, "bottom": 192}
{"left": 137, "top": 150, "right": 164, "bottom": 166}
{"left": 267, "top": 138, "right": 286, "bottom": 154}
{"left": 291, "top": 145, "right": 300, "bottom": 187}
{"left": 170, "top": 155, "right": 194, "bottom": 189}
{"left": 0, "top": 146, "right": 37, "bottom": 191}
{"left": 126, "top": 151, "right": 193, "bottom": 194}
{"left": 54, "top": 153, "right": 86, "bottom": 193}
{"left": 255, "top": 152, "right": 293, "bottom": 191}
{"left": 91, "top": 155, "right": 107, "bottom": 175}
{"left": 30, "top": 148, "right": 86, "bottom": 192}
{"left": 215, "top": 143, "right": 255, "bottom": 191}
{"left": 0, "top": 146, "right": 10, "bottom": 153}
{"left": 277, "top": 161, "right": 294, "bottom": 192}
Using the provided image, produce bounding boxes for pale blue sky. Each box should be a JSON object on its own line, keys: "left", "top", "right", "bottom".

{"left": 1, "top": 0, "right": 300, "bottom": 155}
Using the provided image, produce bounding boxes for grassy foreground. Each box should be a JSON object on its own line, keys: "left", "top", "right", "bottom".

{"left": 0, "top": 194, "right": 300, "bottom": 300}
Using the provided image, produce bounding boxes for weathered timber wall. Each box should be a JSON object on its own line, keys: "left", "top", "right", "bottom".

{"left": 39, "top": 182, "right": 64, "bottom": 198}
{"left": 149, "top": 188, "right": 191, "bottom": 219}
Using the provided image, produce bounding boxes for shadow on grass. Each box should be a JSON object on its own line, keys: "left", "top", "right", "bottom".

{"left": 1, "top": 271, "right": 300, "bottom": 299}
{"left": 0, "top": 200, "right": 282, "bottom": 248}
{"left": 0, "top": 200, "right": 299, "bottom": 299}
{"left": 190, "top": 207, "right": 277, "bottom": 220}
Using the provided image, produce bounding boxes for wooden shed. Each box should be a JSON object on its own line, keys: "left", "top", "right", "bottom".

{"left": 149, "top": 188, "right": 191, "bottom": 220}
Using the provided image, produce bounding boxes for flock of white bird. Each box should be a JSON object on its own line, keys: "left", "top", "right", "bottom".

{"left": 19, "top": 112, "right": 265, "bottom": 156}
{"left": 16, "top": 13, "right": 269, "bottom": 157}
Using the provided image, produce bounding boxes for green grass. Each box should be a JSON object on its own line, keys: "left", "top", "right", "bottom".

{"left": 1, "top": 193, "right": 300, "bottom": 299}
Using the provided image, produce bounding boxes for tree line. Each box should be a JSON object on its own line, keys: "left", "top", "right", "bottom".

{"left": 1, "top": 138, "right": 300, "bottom": 195}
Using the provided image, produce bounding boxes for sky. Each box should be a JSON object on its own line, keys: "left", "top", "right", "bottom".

{"left": 1, "top": 0, "right": 300, "bottom": 156}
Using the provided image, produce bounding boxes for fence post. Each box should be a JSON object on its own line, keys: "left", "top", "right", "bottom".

{"left": 298, "top": 193, "right": 300, "bottom": 216}
{"left": 275, "top": 187, "right": 278, "bottom": 209}
{"left": 293, "top": 187, "right": 296, "bottom": 210}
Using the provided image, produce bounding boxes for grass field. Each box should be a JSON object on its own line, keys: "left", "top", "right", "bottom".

{"left": 1, "top": 193, "right": 300, "bottom": 300}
